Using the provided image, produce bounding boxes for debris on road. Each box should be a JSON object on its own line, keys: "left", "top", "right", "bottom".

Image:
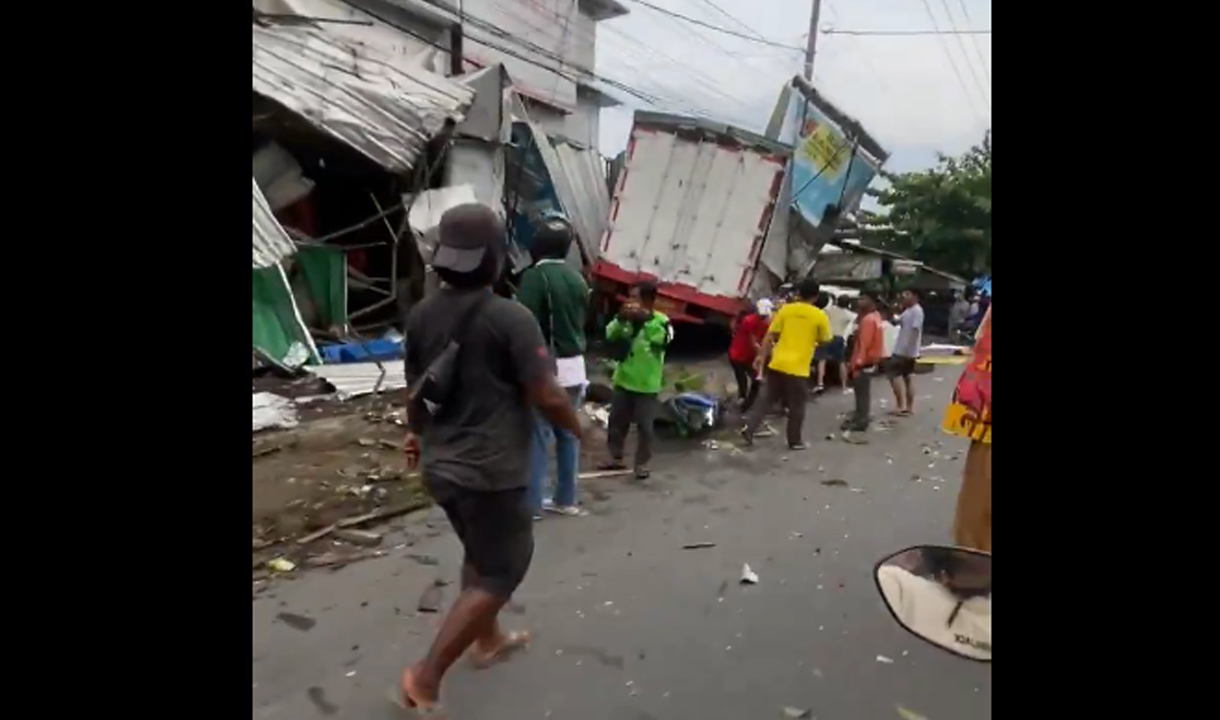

{"left": 820, "top": 478, "right": 848, "bottom": 487}
{"left": 876, "top": 654, "right": 895, "bottom": 664}
{"left": 276, "top": 611, "right": 317, "bottom": 631}
{"left": 254, "top": 392, "right": 299, "bottom": 432}
{"left": 334, "top": 528, "right": 384, "bottom": 547}
{"left": 896, "top": 705, "right": 928, "bottom": 720}
{"left": 741, "top": 563, "right": 759, "bottom": 584}
{"left": 682, "top": 542, "right": 717, "bottom": 550}
{"left": 579, "top": 469, "right": 633, "bottom": 480}
{"left": 781, "top": 706, "right": 813, "bottom": 719}
{"left": 418, "top": 580, "right": 445, "bottom": 613}
{"left": 267, "top": 557, "right": 296, "bottom": 573}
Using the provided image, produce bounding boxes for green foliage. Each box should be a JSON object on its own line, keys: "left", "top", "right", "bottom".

{"left": 861, "top": 132, "right": 991, "bottom": 279}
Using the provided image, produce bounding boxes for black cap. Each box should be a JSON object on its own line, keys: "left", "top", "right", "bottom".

{"left": 432, "top": 203, "right": 503, "bottom": 273}
{"left": 535, "top": 216, "right": 573, "bottom": 243}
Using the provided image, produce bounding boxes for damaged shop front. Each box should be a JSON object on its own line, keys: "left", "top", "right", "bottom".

{"left": 252, "top": 12, "right": 474, "bottom": 370}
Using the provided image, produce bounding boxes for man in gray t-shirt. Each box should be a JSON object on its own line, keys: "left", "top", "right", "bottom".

{"left": 885, "top": 289, "right": 924, "bottom": 416}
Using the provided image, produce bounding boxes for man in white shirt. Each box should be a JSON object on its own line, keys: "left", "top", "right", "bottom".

{"left": 886, "top": 289, "right": 925, "bottom": 416}
{"left": 948, "top": 292, "right": 971, "bottom": 336}
{"left": 816, "top": 294, "right": 856, "bottom": 393}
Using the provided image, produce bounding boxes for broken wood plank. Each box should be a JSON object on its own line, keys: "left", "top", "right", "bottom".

{"left": 577, "top": 469, "right": 633, "bottom": 480}
{"left": 334, "top": 528, "right": 383, "bottom": 547}
{"left": 297, "top": 525, "right": 336, "bottom": 545}
{"left": 336, "top": 499, "right": 433, "bottom": 528}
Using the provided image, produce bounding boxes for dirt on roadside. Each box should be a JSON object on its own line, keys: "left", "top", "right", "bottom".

{"left": 252, "top": 385, "right": 615, "bottom": 581}
{"left": 252, "top": 392, "right": 428, "bottom": 568}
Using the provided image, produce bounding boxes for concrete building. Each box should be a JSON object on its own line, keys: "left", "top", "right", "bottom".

{"left": 345, "top": 0, "right": 629, "bottom": 150}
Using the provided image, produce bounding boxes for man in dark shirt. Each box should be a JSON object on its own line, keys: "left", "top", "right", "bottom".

{"left": 399, "top": 204, "right": 582, "bottom": 712}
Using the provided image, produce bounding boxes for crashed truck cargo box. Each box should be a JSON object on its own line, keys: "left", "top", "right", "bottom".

{"left": 593, "top": 111, "right": 788, "bottom": 324}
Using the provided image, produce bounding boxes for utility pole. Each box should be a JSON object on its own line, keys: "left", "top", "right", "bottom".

{"left": 803, "top": 0, "right": 822, "bottom": 80}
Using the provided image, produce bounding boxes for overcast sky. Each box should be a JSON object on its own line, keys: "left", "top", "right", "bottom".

{"left": 591, "top": 0, "right": 991, "bottom": 173}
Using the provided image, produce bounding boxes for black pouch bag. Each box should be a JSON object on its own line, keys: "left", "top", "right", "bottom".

{"left": 609, "top": 322, "right": 643, "bottom": 362}
{"left": 407, "top": 292, "right": 492, "bottom": 418}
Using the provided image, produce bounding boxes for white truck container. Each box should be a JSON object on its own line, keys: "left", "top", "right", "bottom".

{"left": 592, "top": 112, "right": 789, "bottom": 325}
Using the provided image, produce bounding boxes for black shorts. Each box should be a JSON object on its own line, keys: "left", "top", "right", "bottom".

{"left": 886, "top": 355, "right": 917, "bottom": 378}
{"left": 815, "top": 336, "right": 846, "bottom": 363}
{"left": 427, "top": 479, "right": 534, "bottom": 598}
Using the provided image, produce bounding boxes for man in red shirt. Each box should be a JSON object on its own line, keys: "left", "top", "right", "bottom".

{"left": 728, "top": 299, "right": 774, "bottom": 411}
{"left": 843, "top": 291, "right": 886, "bottom": 432}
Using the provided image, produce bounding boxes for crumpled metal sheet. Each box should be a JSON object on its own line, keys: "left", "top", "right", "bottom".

{"left": 550, "top": 138, "right": 611, "bottom": 267}
{"left": 253, "top": 21, "right": 474, "bottom": 173}
{"left": 253, "top": 392, "right": 299, "bottom": 432}
{"left": 306, "top": 361, "right": 407, "bottom": 399}
{"left": 516, "top": 121, "right": 609, "bottom": 268}
{"left": 253, "top": 177, "right": 297, "bottom": 268}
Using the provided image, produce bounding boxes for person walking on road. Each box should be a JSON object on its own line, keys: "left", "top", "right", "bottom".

{"left": 741, "top": 278, "right": 832, "bottom": 450}
{"left": 842, "top": 291, "right": 885, "bottom": 432}
{"left": 728, "top": 298, "right": 774, "bottom": 412}
{"left": 400, "top": 204, "right": 583, "bottom": 713}
{"left": 599, "top": 281, "right": 672, "bottom": 480}
{"left": 516, "top": 217, "right": 590, "bottom": 519}
{"left": 886, "top": 289, "right": 925, "bottom": 416}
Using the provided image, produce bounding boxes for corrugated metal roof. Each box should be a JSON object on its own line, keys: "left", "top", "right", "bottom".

{"left": 253, "top": 21, "right": 475, "bottom": 173}
{"left": 519, "top": 124, "right": 610, "bottom": 268}
{"left": 306, "top": 361, "right": 407, "bottom": 399}
{"left": 253, "top": 177, "right": 297, "bottom": 268}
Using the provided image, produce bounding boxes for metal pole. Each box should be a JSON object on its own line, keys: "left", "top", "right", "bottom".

{"left": 804, "top": 0, "right": 822, "bottom": 80}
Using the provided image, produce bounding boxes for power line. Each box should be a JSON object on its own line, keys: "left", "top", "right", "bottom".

{"left": 952, "top": 0, "right": 991, "bottom": 83}
{"left": 823, "top": 28, "right": 991, "bottom": 36}
{"left": 934, "top": 0, "right": 989, "bottom": 104}
{"left": 915, "top": 0, "right": 986, "bottom": 122}
{"left": 686, "top": 0, "right": 770, "bottom": 41}
{"left": 622, "top": 0, "right": 805, "bottom": 51}
{"left": 482, "top": 0, "right": 760, "bottom": 117}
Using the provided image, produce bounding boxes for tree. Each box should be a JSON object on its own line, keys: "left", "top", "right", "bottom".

{"left": 860, "top": 133, "right": 991, "bottom": 279}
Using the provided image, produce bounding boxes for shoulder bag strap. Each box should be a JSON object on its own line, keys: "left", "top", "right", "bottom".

{"left": 452, "top": 291, "right": 493, "bottom": 349}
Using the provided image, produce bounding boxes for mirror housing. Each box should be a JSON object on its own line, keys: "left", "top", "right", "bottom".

{"left": 874, "top": 545, "right": 991, "bottom": 662}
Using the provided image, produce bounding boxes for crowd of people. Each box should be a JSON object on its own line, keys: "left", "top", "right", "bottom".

{"left": 730, "top": 281, "right": 934, "bottom": 447}
{"left": 394, "top": 204, "right": 990, "bottom": 711}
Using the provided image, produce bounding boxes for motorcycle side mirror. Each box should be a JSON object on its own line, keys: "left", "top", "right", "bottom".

{"left": 874, "top": 545, "right": 991, "bottom": 663}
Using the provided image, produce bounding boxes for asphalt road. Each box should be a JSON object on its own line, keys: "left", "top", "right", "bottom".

{"left": 253, "top": 366, "right": 991, "bottom": 720}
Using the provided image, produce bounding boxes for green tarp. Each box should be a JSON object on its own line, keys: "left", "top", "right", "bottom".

{"left": 252, "top": 263, "right": 319, "bottom": 368}
{"left": 288, "top": 245, "right": 348, "bottom": 330}
{"left": 252, "top": 246, "right": 349, "bottom": 369}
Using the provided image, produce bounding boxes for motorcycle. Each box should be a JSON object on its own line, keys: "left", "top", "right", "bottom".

{"left": 873, "top": 545, "right": 991, "bottom": 662}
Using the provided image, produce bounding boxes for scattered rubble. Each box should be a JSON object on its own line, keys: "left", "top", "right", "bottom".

{"left": 418, "top": 580, "right": 445, "bottom": 613}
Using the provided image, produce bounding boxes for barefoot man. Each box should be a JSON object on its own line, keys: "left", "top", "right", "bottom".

{"left": 400, "top": 204, "right": 583, "bottom": 712}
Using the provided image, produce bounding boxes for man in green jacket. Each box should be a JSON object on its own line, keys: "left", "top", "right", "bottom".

{"left": 515, "top": 217, "right": 590, "bottom": 518}
{"left": 598, "top": 280, "right": 672, "bottom": 479}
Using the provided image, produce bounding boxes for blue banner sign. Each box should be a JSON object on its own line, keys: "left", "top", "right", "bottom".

{"left": 778, "top": 87, "right": 884, "bottom": 229}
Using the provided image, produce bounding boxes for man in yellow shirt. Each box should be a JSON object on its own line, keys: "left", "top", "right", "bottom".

{"left": 741, "top": 278, "right": 832, "bottom": 450}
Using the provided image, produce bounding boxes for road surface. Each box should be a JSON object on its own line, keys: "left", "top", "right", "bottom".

{"left": 253, "top": 366, "right": 990, "bottom": 720}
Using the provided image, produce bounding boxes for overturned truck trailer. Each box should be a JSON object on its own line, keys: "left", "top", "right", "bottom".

{"left": 594, "top": 78, "right": 888, "bottom": 327}
{"left": 592, "top": 112, "right": 788, "bottom": 325}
